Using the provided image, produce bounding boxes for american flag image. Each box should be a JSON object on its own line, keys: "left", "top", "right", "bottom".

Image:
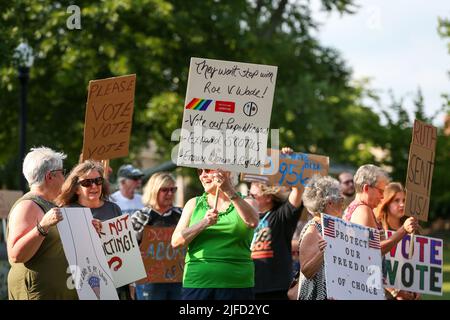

{"left": 323, "top": 216, "right": 335, "bottom": 238}
{"left": 368, "top": 229, "right": 381, "bottom": 249}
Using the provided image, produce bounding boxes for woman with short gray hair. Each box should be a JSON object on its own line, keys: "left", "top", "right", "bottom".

{"left": 296, "top": 175, "right": 343, "bottom": 300}
{"left": 343, "top": 164, "right": 418, "bottom": 256}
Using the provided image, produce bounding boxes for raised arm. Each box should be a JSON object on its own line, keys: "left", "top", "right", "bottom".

{"left": 7, "top": 201, "right": 62, "bottom": 263}
{"left": 171, "top": 197, "right": 218, "bottom": 248}
{"left": 380, "top": 217, "right": 418, "bottom": 255}
{"left": 281, "top": 147, "right": 302, "bottom": 208}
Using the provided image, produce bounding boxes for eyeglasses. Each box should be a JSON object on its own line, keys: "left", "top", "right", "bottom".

{"left": 371, "top": 185, "right": 384, "bottom": 195}
{"left": 79, "top": 177, "right": 104, "bottom": 188}
{"left": 197, "top": 169, "right": 213, "bottom": 175}
{"left": 50, "top": 168, "right": 67, "bottom": 176}
{"left": 160, "top": 187, "right": 178, "bottom": 193}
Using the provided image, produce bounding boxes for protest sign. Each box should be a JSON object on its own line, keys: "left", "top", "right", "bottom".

{"left": 100, "top": 215, "right": 146, "bottom": 288}
{"left": 82, "top": 74, "right": 136, "bottom": 161}
{"left": 58, "top": 208, "right": 118, "bottom": 300}
{"left": 241, "top": 149, "right": 328, "bottom": 192}
{"left": 177, "top": 57, "right": 277, "bottom": 173}
{"left": 322, "top": 213, "right": 384, "bottom": 300}
{"left": 0, "top": 190, "right": 23, "bottom": 219}
{"left": 404, "top": 119, "right": 437, "bottom": 221}
{"left": 138, "top": 227, "right": 186, "bottom": 283}
{"left": 384, "top": 231, "right": 443, "bottom": 295}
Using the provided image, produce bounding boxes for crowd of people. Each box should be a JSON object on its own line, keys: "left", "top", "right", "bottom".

{"left": 5, "top": 146, "right": 421, "bottom": 300}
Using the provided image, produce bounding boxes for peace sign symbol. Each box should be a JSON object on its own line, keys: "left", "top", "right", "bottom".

{"left": 243, "top": 102, "right": 258, "bottom": 117}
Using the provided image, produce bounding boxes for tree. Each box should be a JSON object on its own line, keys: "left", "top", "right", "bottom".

{"left": 1, "top": 0, "right": 362, "bottom": 189}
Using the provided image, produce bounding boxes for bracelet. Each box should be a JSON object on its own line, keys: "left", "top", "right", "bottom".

{"left": 36, "top": 222, "right": 49, "bottom": 237}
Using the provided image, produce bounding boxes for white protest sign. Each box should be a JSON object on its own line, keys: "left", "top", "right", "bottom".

{"left": 58, "top": 208, "right": 118, "bottom": 300}
{"left": 100, "top": 215, "right": 146, "bottom": 288}
{"left": 177, "top": 57, "right": 277, "bottom": 173}
{"left": 384, "top": 231, "right": 443, "bottom": 295}
{"left": 322, "top": 213, "right": 384, "bottom": 300}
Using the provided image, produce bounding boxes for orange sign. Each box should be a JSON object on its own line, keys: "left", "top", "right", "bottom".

{"left": 241, "top": 149, "right": 329, "bottom": 195}
{"left": 138, "top": 227, "right": 186, "bottom": 284}
{"left": 404, "top": 120, "right": 437, "bottom": 221}
{"left": 82, "top": 74, "right": 136, "bottom": 161}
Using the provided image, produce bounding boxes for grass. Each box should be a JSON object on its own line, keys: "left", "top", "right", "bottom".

{"left": 422, "top": 232, "right": 450, "bottom": 300}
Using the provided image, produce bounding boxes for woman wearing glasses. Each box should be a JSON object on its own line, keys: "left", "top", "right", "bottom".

{"left": 130, "top": 172, "right": 182, "bottom": 300}
{"left": 56, "top": 160, "right": 121, "bottom": 221}
{"left": 343, "top": 164, "right": 418, "bottom": 256}
{"left": 171, "top": 168, "right": 258, "bottom": 300}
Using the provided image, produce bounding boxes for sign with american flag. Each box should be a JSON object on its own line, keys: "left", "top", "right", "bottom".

{"left": 321, "top": 214, "right": 384, "bottom": 300}
{"left": 323, "top": 215, "right": 335, "bottom": 238}
{"left": 368, "top": 229, "right": 381, "bottom": 250}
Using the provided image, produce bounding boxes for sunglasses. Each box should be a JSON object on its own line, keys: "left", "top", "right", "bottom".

{"left": 197, "top": 169, "right": 213, "bottom": 175}
{"left": 160, "top": 187, "right": 178, "bottom": 193}
{"left": 79, "top": 176, "right": 104, "bottom": 188}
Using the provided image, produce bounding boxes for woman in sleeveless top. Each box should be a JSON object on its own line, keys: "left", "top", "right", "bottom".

{"left": 7, "top": 147, "right": 77, "bottom": 299}
{"left": 376, "top": 182, "right": 421, "bottom": 300}
{"left": 297, "top": 175, "right": 344, "bottom": 300}
{"left": 343, "top": 165, "right": 418, "bottom": 256}
{"left": 171, "top": 169, "right": 258, "bottom": 300}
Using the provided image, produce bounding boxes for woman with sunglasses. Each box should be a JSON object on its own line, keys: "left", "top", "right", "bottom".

{"left": 376, "top": 182, "right": 421, "bottom": 300}
{"left": 130, "top": 172, "right": 182, "bottom": 300}
{"left": 171, "top": 168, "right": 258, "bottom": 300}
{"left": 56, "top": 160, "right": 122, "bottom": 221}
{"left": 55, "top": 160, "right": 130, "bottom": 299}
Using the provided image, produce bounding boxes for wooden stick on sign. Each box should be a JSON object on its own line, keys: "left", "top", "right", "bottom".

{"left": 102, "top": 159, "right": 110, "bottom": 179}
{"left": 213, "top": 186, "right": 220, "bottom": 211}
{"left": 408, "top": 231, "right": 415, "bottom": 259}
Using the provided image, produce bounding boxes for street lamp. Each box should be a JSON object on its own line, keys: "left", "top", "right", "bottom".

{"left": 14, "top": 42, "right": 34, "bottom": 192}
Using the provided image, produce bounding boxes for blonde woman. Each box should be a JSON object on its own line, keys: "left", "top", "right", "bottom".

{"left": 130, "top": 172, "right": 182, "bottom": 300}
{"left": 376, "top": 182, "right": 421, "bottom": 300}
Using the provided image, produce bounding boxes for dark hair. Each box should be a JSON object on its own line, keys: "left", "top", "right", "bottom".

{"left": 56, "top": 160, "right": 110, "bottom": 207}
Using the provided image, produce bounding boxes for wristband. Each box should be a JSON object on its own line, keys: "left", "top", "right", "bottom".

{"left": 36, "top": 222, "right": 48, "bottom": 237}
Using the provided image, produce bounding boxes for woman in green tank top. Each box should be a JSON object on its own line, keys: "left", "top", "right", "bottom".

{"left": 171, "top": 169, "right": 259, "bottom": 300}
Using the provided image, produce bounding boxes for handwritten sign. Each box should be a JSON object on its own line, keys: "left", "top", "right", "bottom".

{"left": 405, "top": 119, "right": 437, "bottom": 221}
{"left": 322, "top": 214, "right": 384, "bottom": 300}
{"left": 241, "top": 149, "right": 329, "bottom": 192}
{"left": 0, "top": 190, "right": 23, "bottom": 219}
{"left": 100, "top": 215, "right": 146, "bottom": 288}
{"left": 58, "top": 208, "right": 118, "bottom": 300}
{"left": 177, "top": 57, "right": 278, "bottom": 174}
{"left": 82, "top": 74, "right": 136, "bottom": 161}
{"left": 384, "top": 231, "right": 443, "bottom": 295}
{"left": 138, "top": 227, "right": 186, "bottom": 283}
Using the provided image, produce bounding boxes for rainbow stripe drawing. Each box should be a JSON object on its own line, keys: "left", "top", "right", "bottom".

{"left": 185, "top": 98, "right": 213, "bottom": 111}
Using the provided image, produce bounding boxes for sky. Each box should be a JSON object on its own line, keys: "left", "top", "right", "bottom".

{"left": 311, "top": 0, "right": 450, "bottom": 127}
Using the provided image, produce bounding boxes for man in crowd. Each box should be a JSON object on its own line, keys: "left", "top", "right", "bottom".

{"left": 110, "top": 164, "right": 144, "bottom": 216}
{"left": 338, "top": 171, "right": 355, "bottom": 210}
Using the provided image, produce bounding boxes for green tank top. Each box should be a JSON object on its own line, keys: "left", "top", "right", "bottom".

{"left": 7, "top": 192, "right": 78, "bottom": 300}
{"left": 183, "top": 193, "right": 255, "bottom": 288}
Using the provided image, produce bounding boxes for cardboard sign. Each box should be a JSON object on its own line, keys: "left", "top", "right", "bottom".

{"left": 177, "top": 57, "right": 278, "bottom": 174}
{"left": 384, "top": 231, "right": 443, "bottom": 296}
{"left": 139, "top": 227, "right": 186, "bottom": 283}
{"left": 404, "top": 120, "right": 437, "bottom": 221}
{"left": 0, "top": 190, "right": 23, "bottom": 218}
{"left": 82, "top": 74, "right": 136, "bottom": 161}
{"left": 241, "top": 149, "right": 329, "bottom": 192}
{"left": 322, "top": 214, "right": 384, "bottom": 300}
{"left": 100, "top": 215, "right": 146, "bottom": 288}
{"left": 58, "top": 208, "right": 118, "bottom": 300}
